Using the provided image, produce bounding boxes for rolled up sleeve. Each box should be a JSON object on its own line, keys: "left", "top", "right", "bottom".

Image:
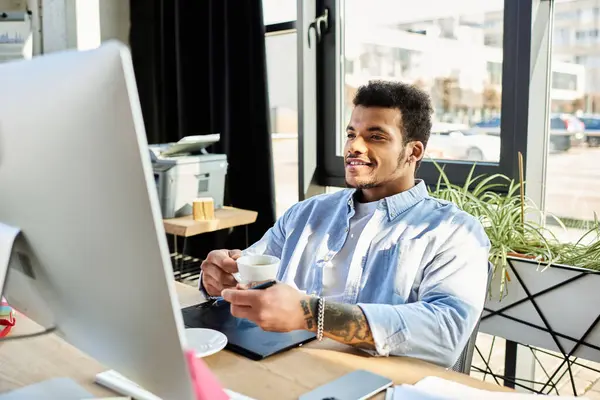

{"left": 358, "top": 215, "right": 490, "bottom": 367}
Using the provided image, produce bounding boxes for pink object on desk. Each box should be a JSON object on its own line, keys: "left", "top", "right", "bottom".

{"left": 0, "top": 297, "right": 15, "bottom": 338}
{"left": 184, "top": 349, "right": 229, "bottom": 400}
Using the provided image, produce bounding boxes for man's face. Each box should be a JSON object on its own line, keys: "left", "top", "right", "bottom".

{"left": 344, "top": 106, "right": 414, "bottom": 189}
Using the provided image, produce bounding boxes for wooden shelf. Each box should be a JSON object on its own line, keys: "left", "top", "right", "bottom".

{"left": 163, "top": 206, "right": 258, "bottom": 237}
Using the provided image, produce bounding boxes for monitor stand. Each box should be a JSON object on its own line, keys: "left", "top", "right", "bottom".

{"left": 0, "top": 222, "right": 21, "bottom": 294}
{"left": 0, "top": 226, "right": 91, "bottom": 399}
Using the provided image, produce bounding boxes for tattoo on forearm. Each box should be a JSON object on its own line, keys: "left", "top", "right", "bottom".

{"left": 305, "top": 297, "right": 375, "bottom": 350}
{"left": 300, "top": 299, "right": 314, "bottom": 330}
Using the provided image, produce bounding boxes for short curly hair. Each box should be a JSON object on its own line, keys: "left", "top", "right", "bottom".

{"left": 353, "top": 80, "right": 433, "bottom": 154}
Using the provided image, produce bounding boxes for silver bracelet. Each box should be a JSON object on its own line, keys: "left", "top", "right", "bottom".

{"left": 317, "top": 297, "right": 325, "bottom": 341}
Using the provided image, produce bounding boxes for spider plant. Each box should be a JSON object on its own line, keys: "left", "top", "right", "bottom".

{"left": 428, "top": 161, "right": 600, "bottom": 299}
{"left": 555, "top": 215, "right": 600, "bottom": 270}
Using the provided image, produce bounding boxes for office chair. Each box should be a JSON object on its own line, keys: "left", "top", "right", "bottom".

{"left": 451, "top": 261, "right": 494, "bottom": 374}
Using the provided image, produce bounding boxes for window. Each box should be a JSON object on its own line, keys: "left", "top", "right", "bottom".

{"left": 262, "top": 0, "right": 297, "bottom": 25}
{"left": 487, "top": 61, "right": 503, "bottom": 85}
{"left": 552, "top": 71, "right": 578, "bottom": 91}
{"left": 579, "top": 8, "right": 595, "bottom": 23}
{"left": 579, "top": 55, "right": 600, "bottom": 68}
{"left": 318, "top": 0, "right": 531, "bottom": 188}
{"left": 575, "top": 29, "right": 600, "bottom": 45}
{"left": 555, "top": 10, "right": 578, "bottom": 20}
{"left": 263, "top": 3, "right": 299, "bottom": 217}
{"left": 483, "top": 19, "right": 501, "bottom": 29}
{"left": 553, "top": 28, "right": 570, "bottom": 46}
{"left": 546, "top": 0, "right": 600, "bottom": 227}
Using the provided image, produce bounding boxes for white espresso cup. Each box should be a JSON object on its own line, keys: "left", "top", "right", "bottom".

{"left": 233, "top": 254, "right": 280, "bottom": 284}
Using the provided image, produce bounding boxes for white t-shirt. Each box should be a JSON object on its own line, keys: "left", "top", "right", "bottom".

{"left": 321, "top": 199, "right": 380, "bottom": 298}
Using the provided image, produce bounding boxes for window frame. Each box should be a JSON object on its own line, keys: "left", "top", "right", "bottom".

{"left": 316, "top": 0, "right": 533, "bottom": 189}
{"left": 265, "top": 21, "right": 297, "bottom": 35}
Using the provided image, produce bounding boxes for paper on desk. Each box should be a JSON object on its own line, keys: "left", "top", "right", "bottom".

{"left": 391, "top": 385, "right": 447, "bottom": 399}
{"left": 413, "top": 376, "right": 588, "bottom": 399}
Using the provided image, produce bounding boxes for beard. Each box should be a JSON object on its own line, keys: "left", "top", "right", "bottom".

{"left": 345, "top": 180, "right": 378, "bottom": 189}
{"left": 345, "top": 148, "right": 407, "bottom": 189}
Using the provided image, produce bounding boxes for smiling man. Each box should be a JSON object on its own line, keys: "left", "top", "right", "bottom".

{"left": 200, "top": 80, "right": 490, "bottom": 367}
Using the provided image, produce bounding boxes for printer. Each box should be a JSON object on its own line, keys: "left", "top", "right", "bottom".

{"left": 149, "top": 134, "right": 227, "bottom": 219}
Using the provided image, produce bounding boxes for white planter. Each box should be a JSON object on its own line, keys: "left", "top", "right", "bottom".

{"left": 479, "top": 256, "right": 600, "bottom": 363}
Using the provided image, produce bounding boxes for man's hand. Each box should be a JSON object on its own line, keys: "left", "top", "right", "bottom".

{"left": 200, "top": 249, "right": 242, "bottom": 297}
{"left": 222, "top": 282, "right": 375, "bottom": 351}
{"left": 221, "top": 283, "right": 314, "bottom": 332}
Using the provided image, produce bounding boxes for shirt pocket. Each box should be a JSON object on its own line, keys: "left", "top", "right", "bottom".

{"left": 393, "top": 238, "right": 430, "bottom": 298}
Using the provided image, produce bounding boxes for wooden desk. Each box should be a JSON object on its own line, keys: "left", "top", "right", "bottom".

{"left": 163, "top": 207, "right": 258, "bottom": 237}
{"left": 0, "top": 283, "right": 512, "bottom": 399}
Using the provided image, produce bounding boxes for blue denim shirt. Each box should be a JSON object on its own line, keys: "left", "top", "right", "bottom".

{"left": 243, "top": 180, "right": 490, "bottom": 367}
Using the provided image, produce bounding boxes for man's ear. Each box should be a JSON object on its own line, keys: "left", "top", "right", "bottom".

{"left": 409, "top": 141, "right": 425, "bottom": 164}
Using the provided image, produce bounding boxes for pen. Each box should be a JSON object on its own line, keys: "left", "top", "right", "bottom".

{"left": 199, "top": 280, "right": 278, "bottom": 308}
{"left": 249, "top": 280, "right": 277, "bottom": 290}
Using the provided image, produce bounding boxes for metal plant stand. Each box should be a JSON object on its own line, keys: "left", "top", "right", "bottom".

{"left": 475, "top": 258, "right": 600, "bottom": 396}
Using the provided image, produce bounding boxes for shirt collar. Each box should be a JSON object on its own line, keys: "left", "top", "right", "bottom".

{"left": 346, "top": 180, "right": 429, "bottom": 221}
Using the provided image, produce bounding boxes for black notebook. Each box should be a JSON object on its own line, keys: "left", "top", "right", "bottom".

{"left": 181, "top": 302, "right": 316, "bottom": 361}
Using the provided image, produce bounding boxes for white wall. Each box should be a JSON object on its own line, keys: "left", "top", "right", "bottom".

{"left": 266, "top": 33, "right": 297, "bottom": 112}
{"left": 99, "top": 0, "right": 129, "bottom": 45}
{"left": 40, "top": 0, "right": 129, "bottom": 53}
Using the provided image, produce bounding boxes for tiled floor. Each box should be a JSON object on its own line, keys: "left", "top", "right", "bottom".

{"left": 473, "top": 332, "right": 600, "bottom": 397}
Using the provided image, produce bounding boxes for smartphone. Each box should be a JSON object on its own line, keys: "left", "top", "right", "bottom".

{"left": 299, "top": 369, "right": 393, "bottom": 400}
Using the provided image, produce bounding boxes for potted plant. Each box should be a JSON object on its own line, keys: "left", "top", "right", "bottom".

{"left": 428, "top": 160, "right": 600, "bottom": 365}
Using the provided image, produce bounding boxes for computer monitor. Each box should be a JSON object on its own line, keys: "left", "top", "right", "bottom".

{"left": 0, "top": 41, "right": 196, "bottom": 399}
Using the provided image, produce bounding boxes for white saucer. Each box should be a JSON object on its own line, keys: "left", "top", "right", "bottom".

{"left": 184, "top": 328, "right": 228, "bottom": 358}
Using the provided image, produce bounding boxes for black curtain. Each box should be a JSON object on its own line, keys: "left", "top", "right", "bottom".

{"left": 129, "top": 0, "right": 276, "bottom": 254}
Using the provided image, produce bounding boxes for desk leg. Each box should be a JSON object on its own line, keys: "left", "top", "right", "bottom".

{"left": 503, "top": 340, "right": 538, "bottom": 392}
{"left": 180, "top": 236, "right": 188, "bottom": 281}
{"left": 504, "top": 340, "right": 517, "bottom": 388}
{"left": 172, "top": 234, "right": 184, "bottom": 282}
{"left": 173, "top": 234, "right": 179, "bottom": 281}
